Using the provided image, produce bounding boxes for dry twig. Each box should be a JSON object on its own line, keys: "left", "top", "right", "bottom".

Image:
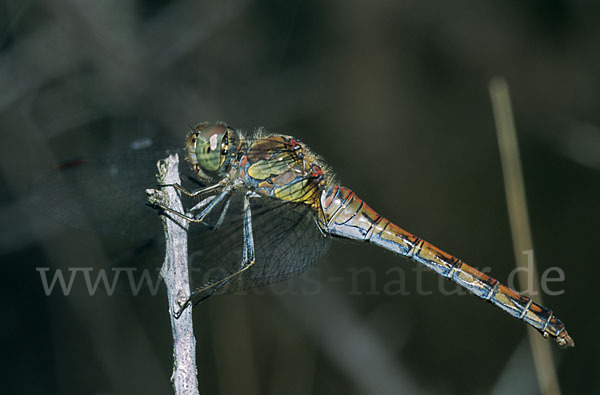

{"left": 147, "top": 153, "right": 199, "bottom": 395}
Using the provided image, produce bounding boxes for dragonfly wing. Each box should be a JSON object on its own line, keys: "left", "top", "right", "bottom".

{"left": 28, "top": 149, "right": 188, "bottom": 239}
{"left": 187, "top": 190, "right": 331, "bottom": 295}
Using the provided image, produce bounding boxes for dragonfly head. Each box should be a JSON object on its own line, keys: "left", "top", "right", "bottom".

{"left": 186, "top": 122, "right": 236, "bottom": 182}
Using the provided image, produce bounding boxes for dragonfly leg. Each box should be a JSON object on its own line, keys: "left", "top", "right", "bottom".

{"left": 153, "top": 186, "right": 232, "bottom": 224}
{"left": 210, "top": 194, "right": 232, "bottom": 230}
{"left": 159, "top": 178, "right": 227, "bottom": 197}
{"left": 192, "top": 187, "right": 232, "bottom": 223}
{"left": 187, "top": 193, "right": 232, "bottom": 230}
{"left": 174, "top": 191, "right": 256, "bottom": 317}
{"left": 188, "top": 195, "right": 217, "bottom": 212}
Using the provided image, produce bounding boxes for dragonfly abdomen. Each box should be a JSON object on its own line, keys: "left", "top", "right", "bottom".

{"left": 320, "top": 186, "right": 573, "bottom": 348}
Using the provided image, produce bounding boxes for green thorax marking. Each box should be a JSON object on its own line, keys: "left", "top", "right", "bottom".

{"left": 244, "top": 135, "right": 326, "bottom": 207}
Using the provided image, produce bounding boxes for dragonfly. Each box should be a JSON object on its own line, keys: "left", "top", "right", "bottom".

{"left": 30, "top": 121, "right": 574, "bottom": 348}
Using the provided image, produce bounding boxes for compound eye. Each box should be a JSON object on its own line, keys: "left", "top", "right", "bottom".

{"left": 193, "top": 124, "right": 229, "bottom": 172}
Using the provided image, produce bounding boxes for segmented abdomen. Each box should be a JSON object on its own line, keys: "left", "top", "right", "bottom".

{"left": 320, "top": 185, "right": 574, "bottom": 348}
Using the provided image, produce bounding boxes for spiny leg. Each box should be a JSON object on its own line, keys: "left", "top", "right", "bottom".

{"left": 192, "top": 190, "right": 255, "bottom": 303}
{"left": 211, "top": 194, "right": 232, "bottom": 230}
{"left": 188, "top": 195, "right": 217, "bottom": 212}
{"left": 153, "top": 186, "right": 231, "bottom": 224}
{"left": 187, "top": 194, "right": 232, "bottom": 231}
{"left": 158, "top": 180, "right": 225, "bottom": 198}
{"left": 174, "top": 191, "right": 256, "bottom": 318}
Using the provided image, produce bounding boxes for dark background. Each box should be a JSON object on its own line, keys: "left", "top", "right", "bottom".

{"left": 1, "top": 1, "right": 598, "bottom": 394}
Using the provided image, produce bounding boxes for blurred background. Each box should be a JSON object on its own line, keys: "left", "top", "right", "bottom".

{"left": 1, "top": 0, "right": 598, "bottom": 394}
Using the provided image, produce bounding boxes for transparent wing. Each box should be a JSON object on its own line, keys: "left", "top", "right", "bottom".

{"left": 28, "top": 148, "right": 191, "bottom": 238}
{"left": 187, "top": 190, "right": 331, "bottom": 296}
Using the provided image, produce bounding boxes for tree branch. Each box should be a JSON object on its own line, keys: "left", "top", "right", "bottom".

{"left": 147, "top": 153, "right": 199, "bottom": 395}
